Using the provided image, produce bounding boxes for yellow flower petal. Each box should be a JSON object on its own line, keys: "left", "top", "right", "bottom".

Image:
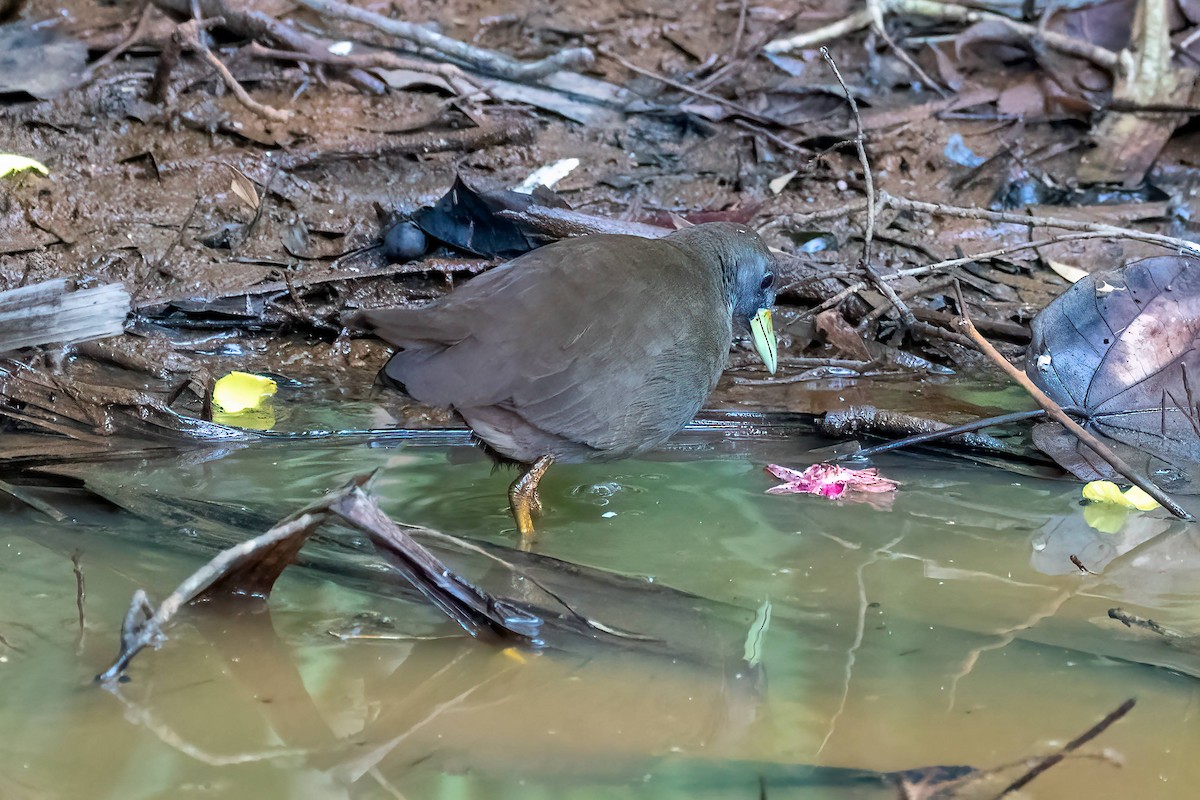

{"left": 1120, "top": 485, "right": 1160, "bottom": 511}
{"left": 213, "top": 406, "right": 275, "bottom": 431}
{"left": 0, "top": 154, "right": 49, "bottom": 178}
{"left": 1082, "top": 480, "right": 1127, "bottom": 506}
{"left": 1083, "top": 503, "right": 1129, "bottom": 534}
{"left": 213, "top": 371, "right": 277, "bottom": 413}
{"left": 500, "top": 647, "right": 527, "bottom": 664}
{"left": 1081, "top": 480, "right": 1160, "bottom": 511}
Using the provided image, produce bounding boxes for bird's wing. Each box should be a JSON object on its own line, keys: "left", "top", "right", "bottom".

{"left": 384, "top": 234, "right": 731, "bottom": 454}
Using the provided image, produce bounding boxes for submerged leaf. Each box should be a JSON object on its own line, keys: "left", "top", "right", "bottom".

{"left": 1026, "top": 256, "right": 1200, "bottom": 493}
{"left": 212, "top": 406, "right": 276, "bottom": 431}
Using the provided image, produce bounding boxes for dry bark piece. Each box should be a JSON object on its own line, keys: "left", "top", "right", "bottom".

{"left": 1025, "top": 255, "right": 1200, "bottom": 493}
{"left": 1078, "top": 0, "right": 1196, "bottom": 186}
{"left": 0, "top": 22, "right": 87, "bottom": 98}
{"left": 0, "top": 280, "right": 129, "bottom": 352}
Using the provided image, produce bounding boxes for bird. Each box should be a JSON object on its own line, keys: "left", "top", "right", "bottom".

{"left": 354, "top": 221, "right": 777, "bottom": 544}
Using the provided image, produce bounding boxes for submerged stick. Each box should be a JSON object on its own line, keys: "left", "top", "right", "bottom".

{"left": 993, "top": 698, "right": 1136, "bottom": 798}
{"left": 835, "top": 408, "right": 1047, "bottom": 459}
{"left": 96, "top": 475, "right": 544, "bottom": 683}
{"left": 71, "top": 549, "right": 86, "bottom": 637}
{"left": 96, "top": 513, "right": 326, "bottom": 683}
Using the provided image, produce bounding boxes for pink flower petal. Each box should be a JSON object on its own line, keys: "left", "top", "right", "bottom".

{"left": 764, "top": 462, "right": 898, "bottom": 503}
{"left": 764, "top": 464, "right": 809, "bottom": 482}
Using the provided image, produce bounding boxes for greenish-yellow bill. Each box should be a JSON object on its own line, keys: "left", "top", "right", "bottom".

{"left": 750, "top": 308, "right": 777, "bottom": 374}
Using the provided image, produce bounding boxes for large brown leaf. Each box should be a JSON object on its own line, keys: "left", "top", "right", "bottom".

{"left": 1025, "top": 256, "right": 1200, "bottom": 492}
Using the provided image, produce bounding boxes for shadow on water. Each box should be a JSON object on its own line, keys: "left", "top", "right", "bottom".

{"left": 1, "top": 409, "right": 1198, "bottom": 798}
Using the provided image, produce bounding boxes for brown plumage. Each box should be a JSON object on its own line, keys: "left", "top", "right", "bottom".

{"left": 355, "top": 221, "right": 777, "bottom": 539}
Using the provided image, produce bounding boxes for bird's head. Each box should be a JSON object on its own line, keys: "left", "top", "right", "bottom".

{"left": 668, "top": 222, "right": 778, "bottom": 374}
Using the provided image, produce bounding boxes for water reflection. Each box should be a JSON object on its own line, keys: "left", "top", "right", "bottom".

{"left": 1, "top": 425, "right": 1198, "bottom": 798}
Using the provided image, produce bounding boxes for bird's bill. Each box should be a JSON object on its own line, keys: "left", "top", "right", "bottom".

{"left": 750, "top": 308, "right": 777, "bottom": 374}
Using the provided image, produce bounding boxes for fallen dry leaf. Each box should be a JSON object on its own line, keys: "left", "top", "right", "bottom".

{"left": 1026, "top": 255, "right": 1200, "bottom": 493}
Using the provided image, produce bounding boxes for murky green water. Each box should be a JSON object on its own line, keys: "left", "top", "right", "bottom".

{"left": 2, "top": 407, "right": 1198, "bottom": 799}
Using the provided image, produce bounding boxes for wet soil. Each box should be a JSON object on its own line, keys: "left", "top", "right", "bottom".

{"left": 9, "top": 0, "right": 1200, "bottom": 419}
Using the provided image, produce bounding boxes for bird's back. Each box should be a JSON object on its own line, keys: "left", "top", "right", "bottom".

{"left": 357, "top": 232, "right": 733, "bottom": 463}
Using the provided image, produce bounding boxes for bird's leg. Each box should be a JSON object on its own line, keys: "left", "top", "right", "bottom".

{"left": 509, "top": 455, "right": 554, "bottom": 545}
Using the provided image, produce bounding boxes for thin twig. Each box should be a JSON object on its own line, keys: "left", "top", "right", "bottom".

{"left": 733, "top": 119, "right": 813, "bottom": 155}
{"left": 599, "top": 45, "right": 775, "bottom": 125}
{"left": 83, "top": 1, "right": 156, "bottom": 82}
{"left": 246, "top": 42, "right": 480, "bottom": 95}
{"left": 821, "top": 48, "right": 876, "bottom": 267}
{"left": 192, "top": 0, "right": 386, "bottom": 93}
{"left": 766, "top": 0, "right": 1120, "bottom": 73}
{"left": 730, "top": 0, "right": 749, "bottom": 61}
{"left": 176, "top": 19, "right": 292, "bottom": 121}
{"left": 295, "top": 0, "right": 592, "bottom": 81}
{"left": 842, "top": 408, "right": 1048, "bottom": 459}
{"left": 889, "top": 232, "right": 1138, "bottom": 280}
{"left": 882, "top": 192, "right": 1200, "bottom": 255}
{"left": 801, "top": 280, "right": 868, "bottom": 320}
{"left": 154, "top": 195, "right": 201, "bottom": 279}
{"left": 867, "top": 0, "right": 949, "bottom": 96}
{"left": 952, "top": 283, "right": 1194, "bottom": 521}
{"left": 767, "top": 8, "right": 873, "bottom": 54}
{"left": 822, "top": 49, "right": 919, "bottom": 332}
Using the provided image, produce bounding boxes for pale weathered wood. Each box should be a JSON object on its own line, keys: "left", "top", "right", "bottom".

{"left": 0, "top": 279, "right": 129, "bottom": 352}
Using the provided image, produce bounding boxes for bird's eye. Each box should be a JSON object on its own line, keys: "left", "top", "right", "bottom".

{"left": 760, "top": 273, "right": 774, "bottom": 290}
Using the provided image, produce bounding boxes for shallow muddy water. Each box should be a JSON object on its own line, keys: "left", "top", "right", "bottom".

{"left": 2, "top": 404, "right": 1198, "bottom": 799}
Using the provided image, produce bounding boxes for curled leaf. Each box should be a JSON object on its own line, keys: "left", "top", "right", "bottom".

{"left": 1046, "top": 259, "right": 1088, "bottom": 284}
{"left": 223, "top": 163, "right": 260, "bottom": 211}
{"left": 768, "top": 170, "right": 798, "bottom": 195}
{"left": 513, "top": 158, "right": 580, "bottom": 194}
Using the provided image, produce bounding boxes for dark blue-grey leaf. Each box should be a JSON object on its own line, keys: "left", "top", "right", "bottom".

{"left": 1025, "top": 256, "right": 1200, "bottom": 492}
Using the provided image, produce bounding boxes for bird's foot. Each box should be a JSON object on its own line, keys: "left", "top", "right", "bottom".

{"left": 509, "top": 455, "right": 554, "bottom": 548}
